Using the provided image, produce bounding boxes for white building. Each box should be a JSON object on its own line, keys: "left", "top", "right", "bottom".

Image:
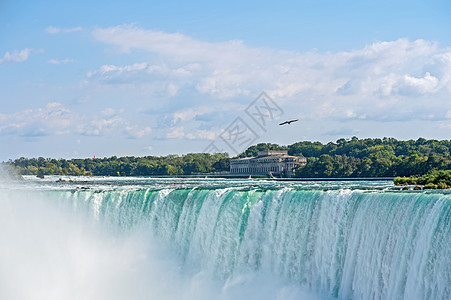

{"left": 230, "top": 150, "right": 306, "bottom": 177}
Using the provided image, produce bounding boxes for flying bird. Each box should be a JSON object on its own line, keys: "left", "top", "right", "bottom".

{"left": 279, "top": 119, "right": 299, "bottom": 126}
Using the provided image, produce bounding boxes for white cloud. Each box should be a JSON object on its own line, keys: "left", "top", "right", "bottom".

{"left": 165, "top": 126, "right": 217, "bottom": 140}
{"left": 89, "top": 25, "right": 451, "bottom": 124}
{"left": 79, "top": 117, "right": 123, "bottom": 136}
{"left": 173, "top": 109, "right": 198, "bottom": 123}
{"left": 47, "top": 58, "right": 75, "bottom": 65}
{"left": 377, "top": 72, "right": 440, "bottom": 96}
{"left": 427, "top": 52, "right": 451, "bottom": 92}
{"left": 46, "top": 26, "right": 82, "bottom": 34}
{"left": 0, "top": 102, "right": 74, "bottom": 137}
{"left": 398, "top": 72, "right": 440, "bottom": 94}
{"left": 166, "top": 126, "right": 185, "bottom": 139}
{"left": 124, "top": 126, "right": 152, "bottom": 139}
{"left": 172, "top": 107, "right": 212, "bottom": 124}
{"left": 0, "top": 49, "right": 31, "bottom": 64}
{"left": 196, "top": 129, "right": 216, "bottom": 140}
{"left": 92, "top": 25, "right": 244, "bottom": 62}
{"left": 0, "top": 103, "right": 152, "bottom": 139}
{"left": 86, "top": 62, "right": 195, "bottom": 97}
{"left": 101, "top": 108, "right": 117, "bottom": 117}
{"left": 166, "top": 83, "right": 179, "bottom": 97}
{"left": 100, "top": 62, "right": 148, "bottom": 74}
{"left": 438, "top": 122, "right": 451, "bottom": 129}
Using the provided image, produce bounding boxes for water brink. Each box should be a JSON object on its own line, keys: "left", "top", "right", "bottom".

{"left": 33, "top": 188, "right": 451, "bottom": 299}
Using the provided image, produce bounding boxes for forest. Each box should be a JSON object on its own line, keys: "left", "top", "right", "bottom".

{"left": 242, "top": 137, "right": 451, "bottom": 178}
{"left": 7, "top": 153, "right": 230, "bottom": 177}
{"left": 4, "top": 137, "right": 451, "bottom": 179}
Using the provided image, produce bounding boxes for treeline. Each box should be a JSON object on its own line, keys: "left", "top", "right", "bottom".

{"left": 8, "top": 153, "right": 230, "bottom": 176}
{"left": 242, "top": 137, "right": 451, "bottom": 178}
{"left": 5, "top": 137, "right": 451, "bottom": 178}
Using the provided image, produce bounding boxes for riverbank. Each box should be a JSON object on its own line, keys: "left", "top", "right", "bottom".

{"left": 394, "top": 170, "right": 451, "bottom": 189}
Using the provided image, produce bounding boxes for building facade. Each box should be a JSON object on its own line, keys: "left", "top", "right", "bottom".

{"left": 230, "top": 150, "right": 307, "bottom": 177}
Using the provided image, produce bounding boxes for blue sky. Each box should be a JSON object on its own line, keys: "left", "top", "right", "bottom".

{"left": 1, "top": 0, "right": 450, "bottom": 160}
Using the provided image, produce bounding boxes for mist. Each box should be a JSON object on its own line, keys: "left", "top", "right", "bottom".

{"left": 0, "top": 184, "right": 324, "bottom": 300}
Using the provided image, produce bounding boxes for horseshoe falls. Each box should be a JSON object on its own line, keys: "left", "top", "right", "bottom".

{"left": 0, "top": 177, "right": 450, "bottom": 300}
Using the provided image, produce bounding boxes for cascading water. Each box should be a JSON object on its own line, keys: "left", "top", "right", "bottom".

{"left": 1, "top": 177, "right": 450, "bottom": 300}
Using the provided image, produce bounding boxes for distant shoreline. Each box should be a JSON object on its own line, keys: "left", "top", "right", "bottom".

{"left": 5, "top": 137, "right": 450, "bottom": 181}
{"left": 30, "top": 173, "right": 395, "bottom": 181}
{"left": 159, "top": 174, "right": 395, "bottom": 181}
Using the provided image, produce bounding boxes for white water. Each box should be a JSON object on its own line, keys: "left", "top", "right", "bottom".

{"left": 0, "top": 190, "right": 325, "bottom": 300}
{"left": 0, "top": 177, "right": 450, "bottom": 300}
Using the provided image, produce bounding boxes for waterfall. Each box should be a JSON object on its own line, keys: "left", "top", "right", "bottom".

{"left": 42, "top": 187, "right": 450, "bottom": 300}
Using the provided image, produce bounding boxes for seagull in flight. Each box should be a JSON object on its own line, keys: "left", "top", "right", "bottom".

{"left": 279, "top": 119, "right": 299, "bottom": 126}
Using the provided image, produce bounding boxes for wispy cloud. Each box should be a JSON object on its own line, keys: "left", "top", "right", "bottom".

{"left": 47, "top": 58, "right": 75, "bottom": 65}
{"left": 46, "top": 26, "right": 82, "bottom": 34}
{"left": 0, "top": 48, "right": 31, "bottom": 64}
{"left": 172, "top": 107, "right": 213, "bottom": 124}
{"left": 0, "top": 103, "right": 152, "bottom": 139}
{"left": 0, "top": 102, "right": 73, "bottom": 137}
{"left": 124, "top": 125, "right": 152, "bottom": 139}
{"left": 78, "top": 116, "right": 123, "bottom": 136}
{"left": 439, "top": 122, "right": 451, "bottom": 129}
{"left": 87, "top": 25, "right": 451, "bottom": 131}
{"left": 164, "top": 126, "right": 216, "bottom": 140}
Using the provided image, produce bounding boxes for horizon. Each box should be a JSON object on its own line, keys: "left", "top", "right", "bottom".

{"left": 1, "top": 0, "right": 451, "bottom": 161}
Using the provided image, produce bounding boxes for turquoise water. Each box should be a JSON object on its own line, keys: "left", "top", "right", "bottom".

{"left": 1, "top": 177, "right": 450, "bottom": 300}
